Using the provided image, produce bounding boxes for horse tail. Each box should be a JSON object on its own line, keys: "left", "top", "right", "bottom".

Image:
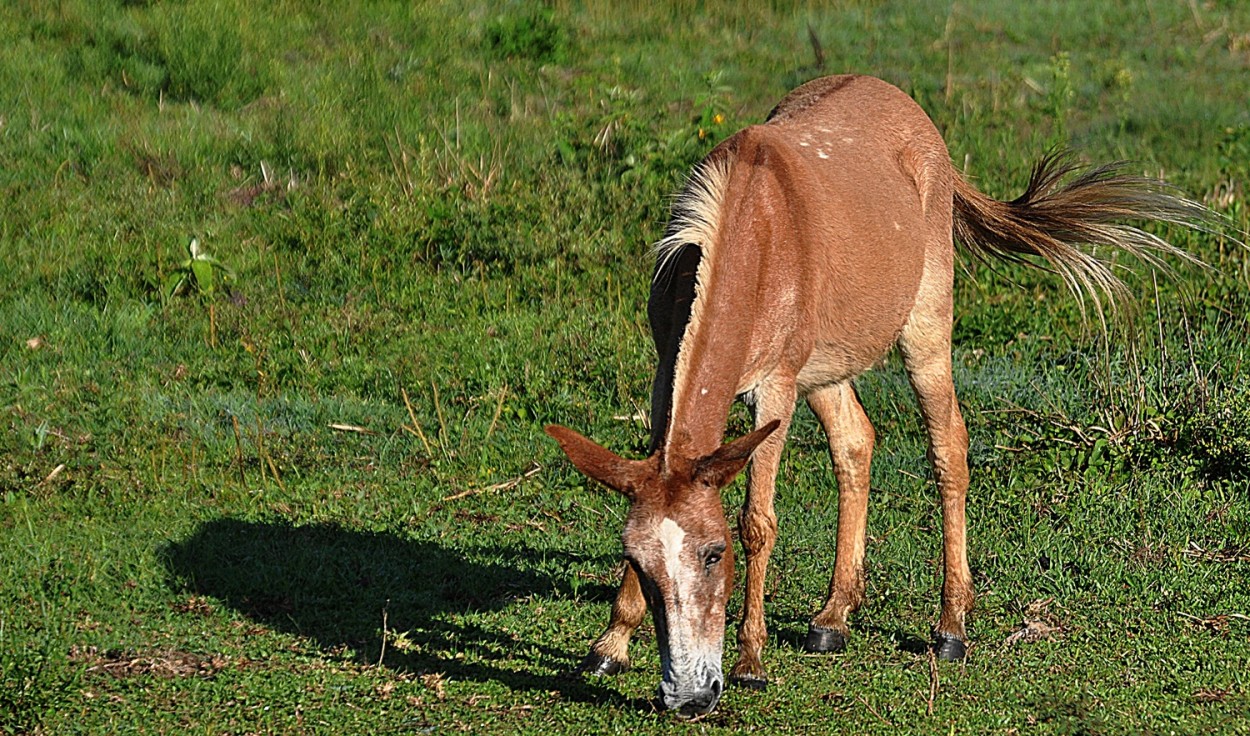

{"left": 951, "top": 151, "right": 1215, "bottom": 315}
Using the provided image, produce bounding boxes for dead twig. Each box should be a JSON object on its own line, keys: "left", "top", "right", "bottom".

{"left": 611, "top": 411, "right": 648, "bottom": 423}
{"left": 39, "top": 463, "right": 66, "bottom": 486}
{"left": 1183, "top": 542, "right": 1250, "bottom": 564}
{"left": 329, "top": 422, "right": 378, "bottom": 435}
{"left": 856, "top": 694, "right": 895, "bottom": 728}
{"left": 256, "top": 415, "right": 284, "bottom": 492}
{"left": 231, "top": 415, "right": 246, "bottom": 485}
{"left": 484, "top": 384, "right": 508, "bottom": 443}
{"left": 806, "top": 22, "right": 825, "bottom": 71}
{"left": 431, "top": 382, "right": 450, "bottom": 460}
{"left": 377, "top": 600, "right": 390, "bottom": 667}
{"left": 401, "top": 386, "right": 435, "bottom": 458}
{"left": 442, "top": 462, "right": 541, "bottom": 502}
{"left": 926, "top": 647, "right": 939, "bottom": 716}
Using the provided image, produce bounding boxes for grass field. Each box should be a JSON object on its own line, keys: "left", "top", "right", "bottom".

{"left": 2, "top": 1, "right": 1249, "bottom": 733}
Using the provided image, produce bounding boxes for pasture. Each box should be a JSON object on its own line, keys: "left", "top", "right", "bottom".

{"left": 2, "top": 1, "right": 1249, "bottom": 733}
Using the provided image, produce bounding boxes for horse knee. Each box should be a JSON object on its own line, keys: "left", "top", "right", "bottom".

{"left": 834, "top": 421, "right": 875, "bottom": 473}
{"left": 738, "top": 510, "right": 777, "bottom": 556}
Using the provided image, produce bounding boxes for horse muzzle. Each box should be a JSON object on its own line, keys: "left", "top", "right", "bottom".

{"left": 659, "top": 672, "right": 723, "bottom": 718}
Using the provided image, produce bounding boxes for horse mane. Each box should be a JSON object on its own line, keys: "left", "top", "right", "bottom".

{"left": 653, "top": 152, "right": 733, "bottom": 285}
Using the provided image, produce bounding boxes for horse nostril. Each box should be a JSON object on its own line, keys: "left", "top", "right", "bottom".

{"left": 660, "top": 674, "right": 724, "bottom": 717}
{"left": 678, "top": 698, "right": 716, "bottom": 719}
{"left": 676, "top": 681, "right": 722, "bottom": 718}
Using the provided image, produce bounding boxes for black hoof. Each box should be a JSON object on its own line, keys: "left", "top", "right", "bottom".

{"left": 729, "top": 673, "right": 768, "bottom": 690}
{"left": 575, "top": 651, "right": 627, "bottom": 676}
{"left": 803, "top": 625, "right": 848, "bottom": 653}
{"left": 933, "top": 635, "right": 967, "bottom": 661}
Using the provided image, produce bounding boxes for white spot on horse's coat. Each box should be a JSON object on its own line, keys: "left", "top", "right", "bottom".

{"left": 659, "top": 517, "right": 687, "bottom": 584}
{"left": 799, "top": 141, "right": 810, "bottom": 147}
{"left": 842, "top": 137, "right": 854, "bottom": 143}
{"left": 894, "top": 221, "right": 902, "bottom": 230}
{"left": 700, "top": 387, "right": 708, "bottom": 396}
{"left": 818, "top": 151, "right": 829, "bottom": 159}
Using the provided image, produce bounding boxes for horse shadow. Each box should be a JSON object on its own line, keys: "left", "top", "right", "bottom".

{"left": 160, "top": 517, "right": 638, "bottom": 707}
{"left": 771, "top": 616, "right": 932, "bottom": 656}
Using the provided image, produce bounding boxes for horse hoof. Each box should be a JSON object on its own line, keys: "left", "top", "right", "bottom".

{"left": 803, "top": 625, "right": 848, "bottom": 653}
{"left": 934, "top": 635, "right": 967, "bottom": 661}
{"left": 576, "top": 651, "right": 628, "bottom": 676}
{"left": 729, "top": 672, "right": 768, "bottom": 690}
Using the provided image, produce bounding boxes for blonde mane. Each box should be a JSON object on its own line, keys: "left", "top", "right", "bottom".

{"left": 653, "top": 155, "right": 733, "bottom": 283}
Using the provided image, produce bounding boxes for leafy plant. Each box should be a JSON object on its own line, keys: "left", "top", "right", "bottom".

{"left": 165, "top": 237, "right": 234, "bottom": 298}
{"left": 693, "top": 70, "right": 733, "bottom": 140}
{"left": 484, "top": 6, "right": 568, "bottom": 63}
{"left": 1176, "top": 381, "right": 1250, "bottom": 479}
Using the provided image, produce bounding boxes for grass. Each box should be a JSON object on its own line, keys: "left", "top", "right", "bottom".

{"left": 1, "top": 0, "right": 1249, "bottom": 733}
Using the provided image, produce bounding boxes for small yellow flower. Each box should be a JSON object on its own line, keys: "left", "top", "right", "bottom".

{"left": 713, "top": 113, "right": 724, "bottom": 125}
{"left": 698, "top": 128, "right": 706, "bottom": 139}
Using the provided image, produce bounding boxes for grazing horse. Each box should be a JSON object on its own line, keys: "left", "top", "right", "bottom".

{"left": 546, "top": 74, "right": 1209, "bottom": 717}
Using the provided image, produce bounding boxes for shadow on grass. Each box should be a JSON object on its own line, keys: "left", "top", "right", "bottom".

{"left": 161, "top": 517, "right": 642, "bottom": 708}
{"left": 771, "top": 616, "right": 932, "bottom": 657}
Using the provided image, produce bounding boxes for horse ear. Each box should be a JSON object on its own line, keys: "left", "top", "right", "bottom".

{"left": 545, "top": 425, "right": 645, "bottom": 498}
{"left": 695, "top": 420, "right": 782, "bottom": 489}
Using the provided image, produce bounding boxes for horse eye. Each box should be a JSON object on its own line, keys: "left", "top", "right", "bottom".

{"left": 705, "top": 552, "right": 722, "bottom": 566}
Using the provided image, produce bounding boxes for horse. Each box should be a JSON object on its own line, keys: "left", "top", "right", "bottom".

{"left": 545, "top": 74, "right": 1211, "bottom": 718}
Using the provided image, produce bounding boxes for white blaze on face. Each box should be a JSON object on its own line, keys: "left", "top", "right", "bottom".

{"left": 658, "top": 517, "right": 687, "bottom": 589}
{"left": 654, "top": 515, "right": 725, "bottom": 714}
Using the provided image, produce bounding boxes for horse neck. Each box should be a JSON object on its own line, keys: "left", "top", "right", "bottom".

{"left": 648, "top": 149, "right": 783, "bottom": 464}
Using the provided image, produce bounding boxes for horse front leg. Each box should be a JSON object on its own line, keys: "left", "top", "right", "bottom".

{"left": 804, "top": 381, "right": 876, "bottom": 653}
{"left": 577, "top": 562, "right": 646, "bottom": 675}
{"left": 729, "top": 380, "right": 796, "bottom": 687}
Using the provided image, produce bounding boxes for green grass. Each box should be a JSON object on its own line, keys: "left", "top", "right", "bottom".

{"left": 2, "top": 0, "right": 1249, "bottom": 733}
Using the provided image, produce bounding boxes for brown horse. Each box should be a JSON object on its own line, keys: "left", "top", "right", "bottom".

{"left": 546, "top": 74, "right": 1210, "bottom": 717}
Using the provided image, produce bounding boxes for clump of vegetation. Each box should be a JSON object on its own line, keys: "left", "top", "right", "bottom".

{"left": 147, "top": 4, "right": 260, "bottom": 105}
{"left": 165, "top": 237, "right": 234, "bottom": 298}
{"left": 484, "top": 5, "right": 568, "bottom": 63}
{"left": 59, "top": 1, "right": 266, "bottom": 107}
{"left": 1176, "top": 381, "right": 1250, "bottom": 479}
{"left": 0, "top": 620, "right": 79, "bottom": 736}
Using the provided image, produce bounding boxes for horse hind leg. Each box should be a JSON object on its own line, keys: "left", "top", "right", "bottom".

{"left": 804, "top": 381, "right": 875, "bottom": 653}
{"left": 577, "top": 563, "right": 646, "bottom": 675}
{"left": 898, "top": 309, "right": 974, "bottom": 660}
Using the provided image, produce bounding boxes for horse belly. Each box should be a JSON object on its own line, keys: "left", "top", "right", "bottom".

{"left": 794, "top": 338, "right": 893, "bottom": 394}
{"left": 795, "top": 193, "right": 927, "bottom": 393}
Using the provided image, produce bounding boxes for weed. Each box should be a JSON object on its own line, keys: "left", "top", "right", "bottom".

{"left": 484, "top": 6, "right": 568, "bottom": 63}
{"left": 1177, "top": 380, "right": 1250, "bottom": 479}
{"left": 166, "top": 237, "right": 234, "bottom": 298}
